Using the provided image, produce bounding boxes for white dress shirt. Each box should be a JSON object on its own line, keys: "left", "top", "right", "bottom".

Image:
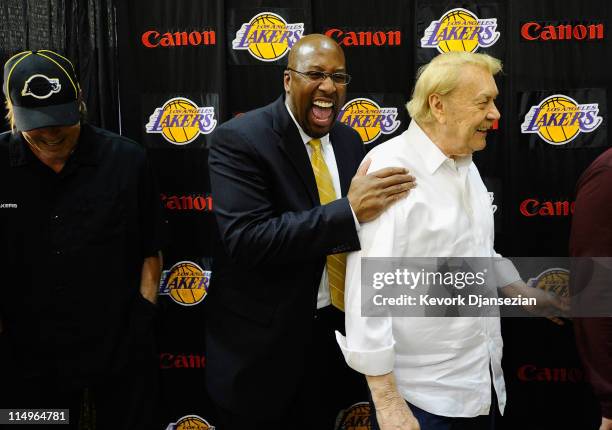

{"left": 285, "top": 102, "right": 359, "bottom": 309}
{"left": 336, "top": 121, "right": 521, "bottom": 417}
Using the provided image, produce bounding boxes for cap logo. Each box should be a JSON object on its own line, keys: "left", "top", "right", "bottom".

{"left": 21, "top": 74, "right": 61, "bottom": 99}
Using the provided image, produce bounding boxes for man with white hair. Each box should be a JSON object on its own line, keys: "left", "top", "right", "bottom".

{"left": 336, "top": 52, "right": 566, "bottom": 430}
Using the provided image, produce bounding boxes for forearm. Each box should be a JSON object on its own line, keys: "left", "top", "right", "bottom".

{"left": 217, "top": 198, "right": 359, "bottom": 267}
{"left": 499, "top": 280, "right": 528, "bottom": 298}
{"left": 366, "top": 373, "right": 420, "bottom": 429}
{"left": 140, "top": 252, "right": 162, "bottom": 304}
{"left": 367, "top": 372, "right": 405, "bottom": 408}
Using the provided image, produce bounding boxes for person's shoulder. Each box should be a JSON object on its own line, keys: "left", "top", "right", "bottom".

{"left": 577, "top": 147, "right": 612, "bottom": 191}
{"left": 0, "top": 130, "right": 11, "bottom": 148}
{"left": 587, "top": 147, "right": 612, "bottom": 171}
{"left": 85, "top": 123, "right": 146, "bottom": 158}
{"left": 0, "top": 131, "right": 11, "bottom": 161}
{"left": 209, "top": 100, "right": 283, "bottom": 154}
{"left": 364, "top": 130, "right": 413, "bottom": 171}
{"left": 215, "top": 100, "right": 277, "bottom": 136}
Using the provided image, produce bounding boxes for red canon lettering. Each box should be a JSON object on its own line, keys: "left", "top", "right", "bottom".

{"left": 142, "top": 30, "right": 216, "bottom": 48}
{"left": 518, "top": 364, "right": 585, "bottom": 382}
{"left": 142, "top": 30, "right": 160, "bottom": 48}
{"left": 325, "top": 28, "right": 401, "bottom": 46}
{"left": 520, "top": 199, "right": 575, "bottom": 216}
{"left": 521, "top": 22, "right": 604, "bottom": 41}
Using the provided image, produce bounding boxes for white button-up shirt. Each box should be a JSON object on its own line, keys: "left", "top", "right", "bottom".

{"left": 336, "top": 121, "right": 521, "bottom": 418}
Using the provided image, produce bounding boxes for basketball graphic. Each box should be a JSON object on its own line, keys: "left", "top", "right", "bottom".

{"left": 145, "top": 97, "right": 217, "bottom": 145}
{"left": 232, "top": 12, "right": 304, "bottom": 62}
{"left": 532, "top": 96, "right": 580, "bottom": 144}
{"left": 159, "top": 261, "right": 211, "bottom": 306}
{"left": 248, "top": 13, "right": 288, "bottom": 60}
{"left": 165, "top": 415, "right": 214, "bottom": 430}
{"left": 529, "top": 268, "right": 569, "bottom": 298}
{"left": 160, "top": 98, "right": 201, "bottom": 144}
{"left": 421, "top": 8, "right": 500, "bottom": 52}
{"left": 338, "top": 98, "right": 401, "bottom": 144}
{"left": 521, "top": 94, "right": 602, "bottom": 145}
{"left": 437, "top": 9, "right": 480, "bottom": 53}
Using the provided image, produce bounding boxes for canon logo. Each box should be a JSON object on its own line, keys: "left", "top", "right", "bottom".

{"left": 521, "top": 22, "right": 604, "bottom": 41}
{"left": 520, "top": 199, "right": 574, "bottom": 217}
{"left": 161, "top": 193, "right": 213, "bottom": 212}
{"left": 517, "top": 364, "right": 586, "bottom": 383}
{"left": 325, "top": 28, "right": 401, "bottom": 46}
{"left": 160, "top": 353, "right": 206, "bottom": 369}
{"left": 142, "top": 30, "right": 216, "bottom": 48}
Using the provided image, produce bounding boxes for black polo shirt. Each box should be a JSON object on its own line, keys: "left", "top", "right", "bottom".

{"left": 0, "top": 123, "right": 163, "bottom": 384}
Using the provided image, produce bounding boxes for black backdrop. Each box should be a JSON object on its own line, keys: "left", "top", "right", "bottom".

{"left": 1, "top": 0, "right": 610, "bottom": 429}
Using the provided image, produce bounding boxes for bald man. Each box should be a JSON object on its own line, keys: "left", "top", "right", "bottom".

{"left": 205, "top": 34, "right": 415, "bottom": 429}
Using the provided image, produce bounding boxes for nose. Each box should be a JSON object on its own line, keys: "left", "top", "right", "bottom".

{"left": 318, "top": 74, "right": 336, "bottom": 93}
{"left": 487, "top": 102, "right": 501, "bottom": 121}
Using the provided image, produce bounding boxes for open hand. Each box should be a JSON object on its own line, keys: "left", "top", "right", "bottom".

{"left": 348, "top": 159, "right": 416, "bottom": 223}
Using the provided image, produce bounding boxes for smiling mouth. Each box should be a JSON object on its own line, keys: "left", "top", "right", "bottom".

{"left": 42, "top": 139, "right": 64, "bottom": 145}
{"left": 311, "top": 100, "right": 335, "bottom": 127}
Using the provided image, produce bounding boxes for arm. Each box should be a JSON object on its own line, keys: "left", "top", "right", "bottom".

{"left": 136, "top": 150, "right": 164, "bottom": 303}
{"left": 209, "top": 126, "right": 414, "bottom": 267}
{"left": 499, "top": 278, "right": 568, "bottom": 325}
{"left": 367, "top": 373, "right": 420, "bottom": 430}
{"left": 570, "top": 166, "right": 612, "bottom": 423}
{"left": 140, "top": 252, "right": 162, "bottom": 304}
{"left": 336, "top": 195, "right": 418, "bottom": 429}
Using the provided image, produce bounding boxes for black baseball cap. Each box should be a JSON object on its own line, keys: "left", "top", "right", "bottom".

{"left": 3, "top": 49, "right": 80, "bottom": 132}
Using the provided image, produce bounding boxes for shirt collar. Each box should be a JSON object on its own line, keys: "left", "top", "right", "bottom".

{"left": 8, "top": 123, "right": 99, "bottom": 168}
{"left": 285, "top": 101, "right": 330, "bottom": 147}
{"left": 408, "top": 120, "right": 472, "bottom": 175}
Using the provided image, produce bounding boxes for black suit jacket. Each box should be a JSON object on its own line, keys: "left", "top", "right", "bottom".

{"left": 206, "top": 96, "right": 365, "bottom": 416}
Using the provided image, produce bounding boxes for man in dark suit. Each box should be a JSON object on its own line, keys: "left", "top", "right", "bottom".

{"left": 206, "top": 34, "right": 415, "bottom": 430}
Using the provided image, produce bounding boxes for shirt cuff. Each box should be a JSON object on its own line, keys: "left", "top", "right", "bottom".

{"left": 335, "top": 330, "right": 395, "bottom": 375}
{"left": 349, "top": 202, "right": 361, "bottom": 231}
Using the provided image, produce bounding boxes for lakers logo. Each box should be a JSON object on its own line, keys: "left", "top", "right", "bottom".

{"left": 421, "top": 8, "right": 499, "bottom": 52}
{"left": 146, "top": 97, "right": 217, "bottom": 145}
{"left": 232, "top": 12, "right": 304, "bottom": 61}
{"left": 21, "top": 74, "right": 61, "bottom": 99}
{"left": 159, "top": 261, "right": 211, "bottom": 306}
{"left": 165, "top": 415, "right": 215, "bottom": 430}
{"left": 521, "top": 95, "right": 602, "bottom": 145}
{"left": 528, "top": 268, "right": 569, "bottom": 298}
{"left": 335, "top": 402, "right": 371, "bottom": 430}
{"left": 338, "top": 98, "right": 400, "bottom": 144}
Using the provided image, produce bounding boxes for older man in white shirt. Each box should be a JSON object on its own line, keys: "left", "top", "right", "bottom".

{"left": 336, "top": 52, "right": 566, "bottom": 430}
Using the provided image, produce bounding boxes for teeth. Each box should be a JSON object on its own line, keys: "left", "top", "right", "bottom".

{"left": 313, "top": 101, "right": 333, "bottom": 108}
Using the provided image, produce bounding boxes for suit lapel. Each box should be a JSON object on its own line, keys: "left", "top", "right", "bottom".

{"left": 271, "top": 97, "right": 319, "bottom": 206}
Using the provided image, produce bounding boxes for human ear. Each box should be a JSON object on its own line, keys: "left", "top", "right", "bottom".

{"left": 429, "top": 93, "right": 446, "bottom": 124}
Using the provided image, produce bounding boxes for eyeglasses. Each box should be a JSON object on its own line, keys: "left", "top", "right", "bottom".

{"left": 286, "top": 68, "right": 351, "bottom": 85}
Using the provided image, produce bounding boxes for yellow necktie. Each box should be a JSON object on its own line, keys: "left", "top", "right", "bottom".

{"left": 308, "top": 138, "right": 346, "bottom": 311}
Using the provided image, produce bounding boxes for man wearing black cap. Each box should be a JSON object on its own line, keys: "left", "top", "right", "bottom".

{"left": 0, "top": 50, "right": 163, "bottom": 429}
